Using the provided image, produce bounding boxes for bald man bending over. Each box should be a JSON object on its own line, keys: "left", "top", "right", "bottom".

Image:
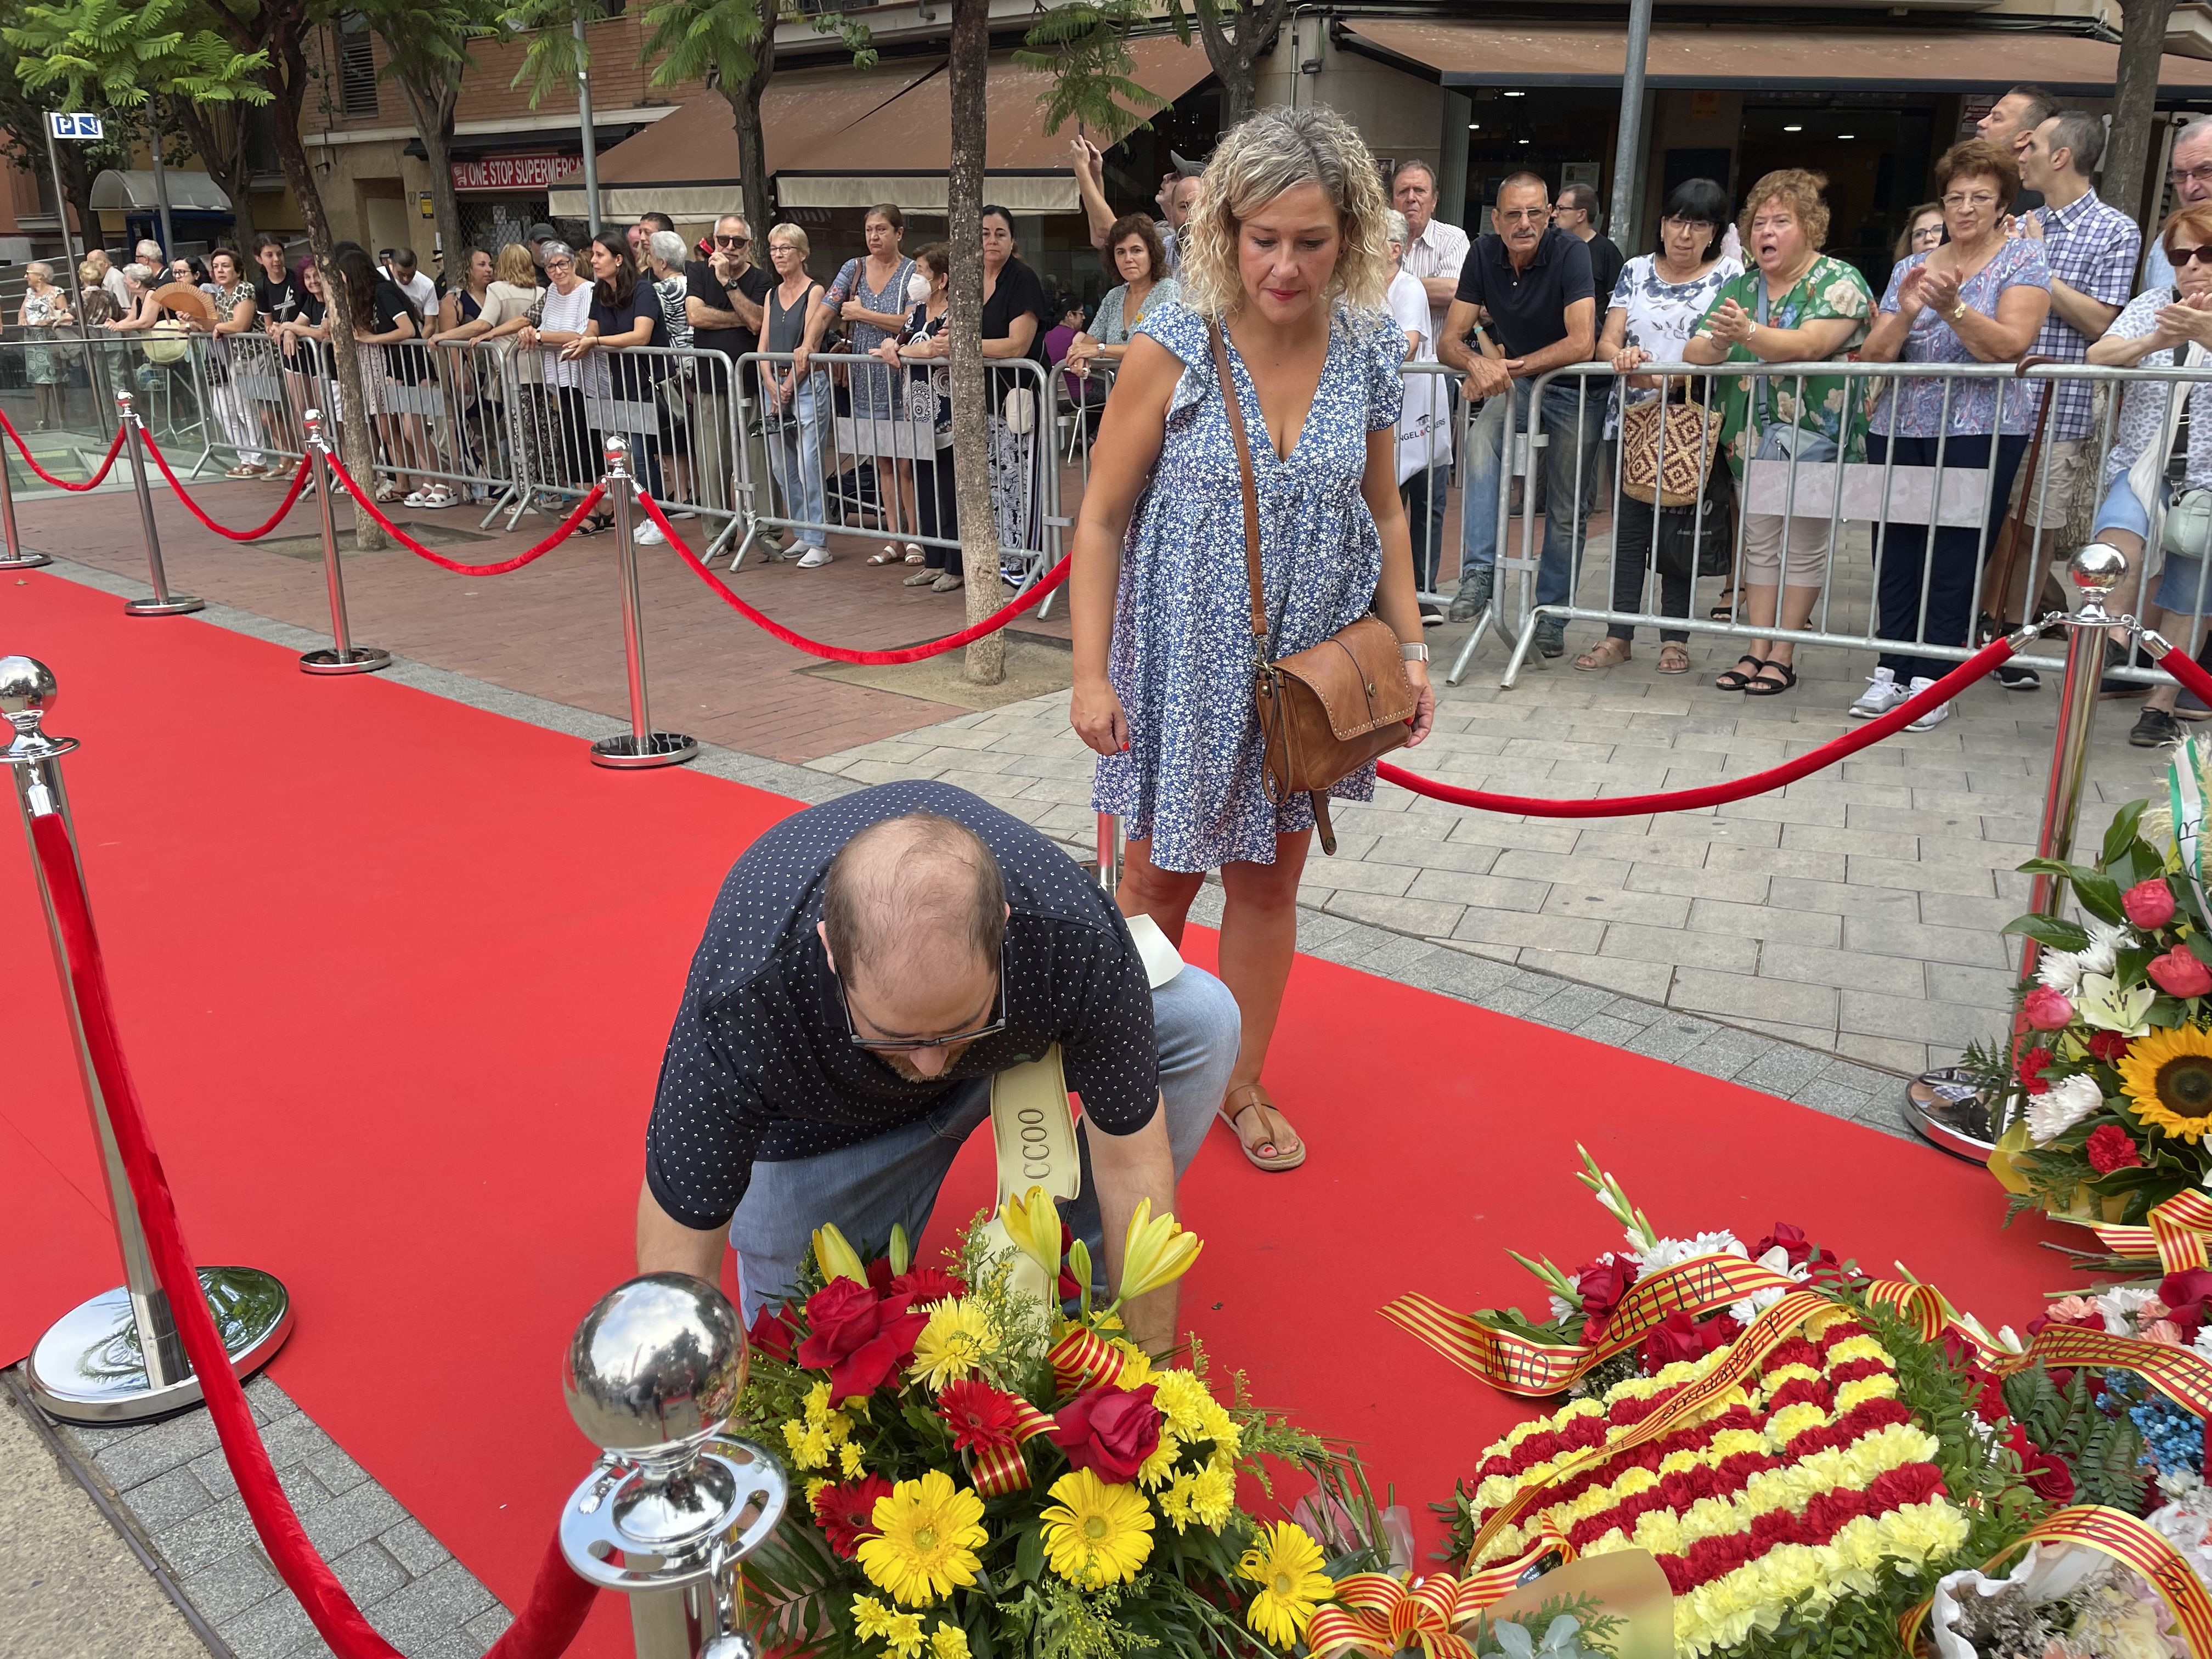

{"left": 637, "top": 780, "right": 1239, "bottom": 1354}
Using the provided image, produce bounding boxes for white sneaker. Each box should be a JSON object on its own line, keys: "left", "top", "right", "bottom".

{"left": 796, "top": 546, "right": 833, "bottom": 568}
{"left": 1904, "top": 676, "right": 1949, "bottom": 731}
{"left": 1848, "top": 668, "right": 1908, "bottom": 720}
{"left": 634, "top": 519, "right": 667, "bottom": 546}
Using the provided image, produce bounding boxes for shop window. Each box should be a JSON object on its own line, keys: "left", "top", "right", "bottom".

{"left": 337, "top": 14, "right": 379, "bottom": 120}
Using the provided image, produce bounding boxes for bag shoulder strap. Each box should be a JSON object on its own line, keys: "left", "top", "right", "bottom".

{"left": 1207, "top": 318, "right": 1268, "bottom": 645}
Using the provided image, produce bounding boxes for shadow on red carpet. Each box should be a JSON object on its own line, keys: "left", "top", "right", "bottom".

{"left": 2, "top": 569, "right": 2079, "bottom": 1656}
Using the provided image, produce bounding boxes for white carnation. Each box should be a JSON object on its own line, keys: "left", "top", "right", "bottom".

{"left": 1549, "top": 1294, "right": 1579, "bottom": 1324}
{"left": 2025, "top": 1073, "right": 2106, "bottom": 1145}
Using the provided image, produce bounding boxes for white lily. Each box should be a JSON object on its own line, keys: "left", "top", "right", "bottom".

{"left": 2027, "top": 1073, "right": 2106, "bottom": 1144}
{"left": 2076, "top": 972, "right": 2156, "bottom": 1036}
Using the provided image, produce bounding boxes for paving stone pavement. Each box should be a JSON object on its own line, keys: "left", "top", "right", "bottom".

{"left": 809, "top": 524, "right": 2170, "bottom": 1080}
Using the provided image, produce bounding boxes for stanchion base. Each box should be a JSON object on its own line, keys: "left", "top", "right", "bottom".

{"left": 0, "top": 550, "right": 51, "bottom": 569}
{"left": 299, "top": 646, "right": 393, "bottom": 676}
{"left": 122, "top": 595, "right": 205, "bottom": 617}
{"left": 589, "top": 732, "right": 700, "bottom": 770}
{"left": 26, "top": 1266, "right": 294, "bottom": 1424}
{"left": 1901, "top": 1085, "right": 1998, "bottom": 1164}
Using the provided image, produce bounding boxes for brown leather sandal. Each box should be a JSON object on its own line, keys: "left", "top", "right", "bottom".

{"left": 1217, "top": 1084, "right": 1306, "bottom": 1172}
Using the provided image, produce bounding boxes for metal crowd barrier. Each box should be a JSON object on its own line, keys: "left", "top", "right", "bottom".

{"left": 1438, "top": 356, "right": 2212, "bottom": 693}
{"left": 732, "top": 349, "right": 1060, "bottom": 600}
{"left": 0, "top": 330, "right": 168, "bottom": 482}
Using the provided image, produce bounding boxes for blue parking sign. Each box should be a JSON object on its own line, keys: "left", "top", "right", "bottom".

{"left": 47, "top": 112, "right": 103, "bottom": 140}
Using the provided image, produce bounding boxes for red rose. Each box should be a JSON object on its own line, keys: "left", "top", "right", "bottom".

{"left": 1575, "top": 1258, "right": 1635, "bottom": 1341}
{"left": 938, "top": 1379, "right": 1024, "bottom": 1454}
{"left": 2086, "top": 1124, "right": 2146, "bottom": 1173}
{"left": 2024, "top": 1450, "right": 2076, "bottom": 1503}
{"left": 1047, "top": 1383, "right": 1161, "bottom": 1483}
{"left": 2087, "top": 1031, "right": 2134, "bottom": 1064}
{"left": 1753, "top": 1223, "right": 1813, "bottom": 1267}
{"left": 2022, "top": 987, "right": 2075, "bottom": 1031}
{"left": 2162, "top": 1268, "right": 2212, "bottom": 1324}
{"left": 2017, "top": 1047, "right": 2054, "bottom": 1096}
{"left": 2149, "top": 945, "right": 2212, "bottom": 998}
{"left": 748, "top": 1303, "right": 799, "bottom": 1363}
{"left": 795, "top": 1279, "right": 929, "bottom": 1402}
{"left": 2125, "top": 879, "right": 2179, "bottom": 930}
{"left": 813, "top": 1474, "right": 894, "bottom": 1559}
{"left": 1640, "top": 1311, "right": 1737, "bottom": 1372}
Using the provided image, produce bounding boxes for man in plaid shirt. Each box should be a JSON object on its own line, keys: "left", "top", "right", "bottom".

{"left": 1979, "top": 109, "right": 2139, "bottom": 689}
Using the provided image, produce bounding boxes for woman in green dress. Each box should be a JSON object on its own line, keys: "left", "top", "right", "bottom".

{"left": 1685, "top": 170, "right": 1873, "bottom": 697}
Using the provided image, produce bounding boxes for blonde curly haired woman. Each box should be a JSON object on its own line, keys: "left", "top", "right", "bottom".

{"left": 1069, "top": 105, "right": 1436, "bottom": 1174}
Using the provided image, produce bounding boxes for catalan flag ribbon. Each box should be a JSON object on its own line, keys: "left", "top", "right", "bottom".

{"left": 2092, "top": 1190, "right": 2212, "bottom": 1276}
{"left": 1305, "top": 1534, "right": 1576, "bottom": 1659}
{"left": 1047, "top": 1325, "right": 1126, "bottom": 1395}
{"left": 961, "top": 1400, "right": 1058, "bottom": 1498}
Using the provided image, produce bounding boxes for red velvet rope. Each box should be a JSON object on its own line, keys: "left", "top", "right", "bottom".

{"left": 2161, "top": 639, "right": 2212, "bottom": 710}
{"left": 1378, "top": 635, "right": 2018, "bottom": 818}
{"left": 635, "top": 490, "right": 1071, "bottom": 664}
{"left": 0, "top": 410, "right": 127, "bottom": 491}
{"left": 26, "top": 810, "right": 597, "bottom": 1659}
{"left": 139, "top": 437, "right": 313, "bottom": 541}
{"left": 322, "top": 452, "right": 606, "bottom": 575}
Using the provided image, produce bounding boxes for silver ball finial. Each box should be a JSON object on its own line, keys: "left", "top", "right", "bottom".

{"left": 563, "top": 1274, "right": 747, "bottom": 1460}
{"left": 2071, "top": 542, "right": 2128, "bottom": 598}
{"left": 0, "top": 654, "right": 55, "bottom": 718}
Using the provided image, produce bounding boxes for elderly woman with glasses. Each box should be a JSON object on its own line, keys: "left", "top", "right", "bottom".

{"left": 1855, "top": 138, "right": 2051, "bottom": 731}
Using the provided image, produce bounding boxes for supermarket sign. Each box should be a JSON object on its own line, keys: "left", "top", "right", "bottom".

{"left": 450, "top": 153, "right": 573, "bottom": 193}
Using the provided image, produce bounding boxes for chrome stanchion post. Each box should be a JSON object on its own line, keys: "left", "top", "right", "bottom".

{"left": 589, "top": 435, "right": 699, "bottom": 770}
{"left": 116, "top": 391, "right": 203, "bottom": 618}
{"left": 1904, "top": 544, "right": 2126, "bottom": 1162}
{"left": 0, "top": 415, "right": 47, "bottom": 569}
{"left": 560, "top": 1276, "right": 783, "bottom": 1659}
{"left": 1096, "top": 809, "right": 1122, "bottom": 895}
{"left": 296, "top": 409, "right": 391, "bottom": 676}
{"left": 2, "top": 658, "right": 292, "bottom": 1421}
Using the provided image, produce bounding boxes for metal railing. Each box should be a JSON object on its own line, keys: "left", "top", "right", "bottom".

{"left": 1439, "top": 356, "right": 2212, "bottom": 692}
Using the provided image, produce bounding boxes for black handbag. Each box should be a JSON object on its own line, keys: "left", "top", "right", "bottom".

{"left": 1653, "top": 458, "right": 1736, "bottom": 582}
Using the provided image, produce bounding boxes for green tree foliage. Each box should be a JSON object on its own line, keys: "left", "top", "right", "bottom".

{"left": 1017, "top": 0, "right": 1167, "bottom": 144}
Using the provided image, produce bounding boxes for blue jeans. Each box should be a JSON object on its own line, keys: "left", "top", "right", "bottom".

{"left": 1461, "top": 379, "right": 1604, "bottom": 614}
{"left": 764, "top": 377, "right": 828, "bottom": 549}
{"left": 727, "top": 963, "right": 1241, "bottom": 1323}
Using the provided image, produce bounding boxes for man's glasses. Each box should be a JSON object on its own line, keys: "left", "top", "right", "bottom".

{"left": 1497, "top": 209, "right": 1545, "bottom": 225}
{"left": 715, "top": 235, "right": 751, "bottom": 249}
{"left": 2171, "top": 245, "right": 2212, "bottom": 267}
{"left": 2174, "top": 164, "right": 2212, "bottom": 190}
{"left": 837, "top": 944, "right": 1008, "bottom": 1053}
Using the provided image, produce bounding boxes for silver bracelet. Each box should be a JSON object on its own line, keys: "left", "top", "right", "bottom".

{"left": 1400, "top": 640, "right": 1430, "bottom": 664}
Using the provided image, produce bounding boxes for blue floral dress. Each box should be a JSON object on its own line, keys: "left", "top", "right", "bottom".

{"left": 1091, "top": 297, "right": 1405, "bottom": 872}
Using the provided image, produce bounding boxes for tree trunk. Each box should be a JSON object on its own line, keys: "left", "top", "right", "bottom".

{"left": 400, "top": 74, "right": 465, "bottom": 282}
{"left": 2106, "top": 0, "right": 2178, "bottom": 227}
{"left": 166, "top": 102, "right": 258, "bottom": 251}
{"left": 261, "top": 48, "right": 388, "bottom": 552}
{"left": 947, "top": 0, "right": 1001, "bottom": 685}
{"left": 1195, "top": 0, "right": 1286, "bottom": 131}
{"left": 726, "top": 33, "right": 776, "bottom": 245}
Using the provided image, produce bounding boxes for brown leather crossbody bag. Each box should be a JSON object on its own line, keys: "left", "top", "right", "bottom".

{"left": 1209, "top": 319, "right": 1415, "bottom": 857}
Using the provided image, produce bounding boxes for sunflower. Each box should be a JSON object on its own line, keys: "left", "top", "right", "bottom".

{"left": 1040, "top": 1468, "right": 1155, "bottom": 1587}
{"left": 909, "top": 1300, "right": 994, "bottom": 1391}
{"left": 855, "top": 1470, "right": 989, "bottom": 1607}
{"left": 1237, "top": 1521, "right": 1335, "bottom": 1647}
{"left": 2120, "top": 1025, "right": 2212, "bottom": 1141}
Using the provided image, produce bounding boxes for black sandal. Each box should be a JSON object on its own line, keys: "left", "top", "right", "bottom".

{"left": 574, "top": 513, "right": 613, "bottom": 537}
{"left": 1710, "top": 590, "right": 1739, "bottom": 623}
{"left": 1714, "top": 654, "right": 1767, "bottom": 691}
{"left": 1744, "top": 659, "right": 1798, "bottom": 697}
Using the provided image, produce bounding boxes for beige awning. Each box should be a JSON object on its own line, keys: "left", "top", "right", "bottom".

{"left": 552, "top": 36, "right": 1211, "bottom": 217}
{"left": 1341, "top": 17, "right": 2212, "bottom": 93}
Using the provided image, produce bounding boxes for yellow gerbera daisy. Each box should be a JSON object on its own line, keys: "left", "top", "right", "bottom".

{"left": 1238, "top": 1521, "right": 1335, "bottom": 1648}
{"left": 1040, "top": 1468, "right": 1155, "bottom": 1587}
{"left": 909, "top": 1299, "right": 994, "bottom": 1391}
{"left": 2120, "top": 1025, "right": 2212, "bottom": 1140}
{"left": 856, "top": 1470, "right": 989, "bottom": 1607}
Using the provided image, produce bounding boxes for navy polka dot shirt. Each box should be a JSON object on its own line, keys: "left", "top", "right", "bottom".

{"left": 645, "top": 781, "right": 1160, "bottom": 1231}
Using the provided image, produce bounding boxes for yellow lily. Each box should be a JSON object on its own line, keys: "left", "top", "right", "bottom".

{"left": 999, "top": 1184, "right": 1062, "bottom": 1284}
{"left": 1065, "top": 1237, "right": 1093, "bottom": 1309}
{"left": 888, "top": 1223, "right": 912, "bottom": 1277}
{"left": 1115, "top": 1199, "right": 1201, "bottom": 1305}
{"left": 813, "top": 1223, "right": 870, "bottom": 1286}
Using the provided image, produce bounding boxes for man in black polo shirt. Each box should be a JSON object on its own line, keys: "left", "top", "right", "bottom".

{"left": 682, "top": 211, "right": 773, "bottom": 517}
{"left": 1438, "top": 172, "right": 1599, "bottom": 657}
{"left": 637, "top": 781, "right": 1239, "bottom": 1353}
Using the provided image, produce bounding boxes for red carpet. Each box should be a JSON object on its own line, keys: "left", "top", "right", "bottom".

{"left": 3, "top": 568, "right": 2079, "bottom": 1656}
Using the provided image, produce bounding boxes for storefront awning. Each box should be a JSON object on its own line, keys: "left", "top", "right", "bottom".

{"left": 1340, "top": 17, "right": 2212, "bottom": 94}
{"left": 549, "top": 36, "right": 1211, "bottom": 217}
{"left": 91, "top": 169, "right": 231, "bottom": 213}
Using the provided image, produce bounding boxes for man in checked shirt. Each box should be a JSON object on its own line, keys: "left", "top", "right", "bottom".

{"left": 1980, "top": 109, "right": 2140, "bottom": 689}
